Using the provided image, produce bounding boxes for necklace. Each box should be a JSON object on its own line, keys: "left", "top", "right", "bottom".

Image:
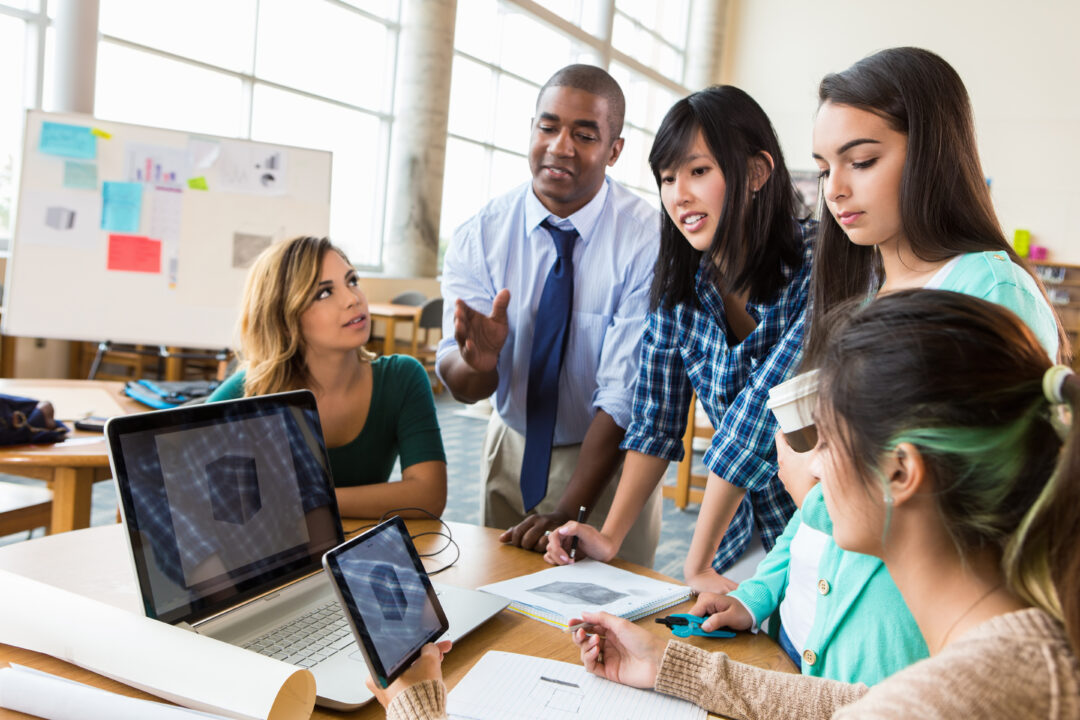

{"left": 937, "top": 582, "right": 1002, "bottom": 653}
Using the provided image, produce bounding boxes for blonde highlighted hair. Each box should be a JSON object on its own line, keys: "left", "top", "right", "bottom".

{"left": 236, "top": 236, "right": 374, "bottom": 397}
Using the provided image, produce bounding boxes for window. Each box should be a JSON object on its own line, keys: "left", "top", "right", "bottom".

{"left": 0, "top": 3, "right": 45, "bottom": 247}
{"left": 608, "top": 60, "right": 681, "bottom": 196}
{"left": 251, "top": 86, "right": 388, "bottom": 266}
{"left": 94, "top": 43, "right": 246, "bottom": 137}
{"left": 4, "top": 1, "right": 695, "bottom": 272}
{"left": 0, "top": 13, "right": 29, "bottom": 242}
{"left": 612, "top": 0, "right": 690, "bottom": 80}
{"left": 440, "top": 0, "right": 692, "bottom": 254}
{"left": 93, "top": 0, "right": 400, "bottom": 268}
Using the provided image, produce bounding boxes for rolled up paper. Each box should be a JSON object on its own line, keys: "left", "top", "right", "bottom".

{"left": 0, "top": 570, "right": 315, "bottom": 720}
{"left": 0, "top": 664, "right": 231, "bottom": 720}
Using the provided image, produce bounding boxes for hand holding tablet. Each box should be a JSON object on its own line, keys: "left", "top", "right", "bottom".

{"left": 322, "top": 517, "right": 449, "bottom": 688}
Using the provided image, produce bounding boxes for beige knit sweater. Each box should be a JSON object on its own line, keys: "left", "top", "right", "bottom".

{"left": 386, "top": 608, "right": 1079, "bottom": 720}
{"left": 656, "top": 608, "right": 1079, "bottom": 719}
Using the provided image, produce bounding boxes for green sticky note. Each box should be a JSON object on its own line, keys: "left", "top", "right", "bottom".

{"left": 63, "top": 161, "right": 97, "bottom": 190}
{"left": 187, "top": 176, "right": 208, "bottom": 191}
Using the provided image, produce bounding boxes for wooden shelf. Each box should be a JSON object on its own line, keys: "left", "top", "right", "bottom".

{"left": 1033, "top": 260, "right": 1080, "bottom": 369}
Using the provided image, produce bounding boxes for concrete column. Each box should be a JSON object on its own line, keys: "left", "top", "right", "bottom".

{"left": 381, "top": 0, "right": 457, "bottom": 278}
{"left": 52, "top": 0, "right": 99, "bottom": 113}
{"left": 15, "top": 0, "right": 99, "bottom": 377}
{"left": 684, "top": 0, "right": 727, "bottom": 91}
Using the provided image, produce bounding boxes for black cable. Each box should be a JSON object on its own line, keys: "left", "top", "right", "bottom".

{"left": 345, "top": 521, "right": 380, "bottom": 536}
{"left": 343, "top": 507, "right": 461, "bottom": 575}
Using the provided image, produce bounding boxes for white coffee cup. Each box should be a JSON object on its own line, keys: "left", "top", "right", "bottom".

{"left": 766, "top": 369, "right": 820, "bottom": 453}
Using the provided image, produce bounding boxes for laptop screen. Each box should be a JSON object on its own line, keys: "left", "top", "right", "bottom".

{"left": 108, "top": 390, "right": 344, "bottom": 625}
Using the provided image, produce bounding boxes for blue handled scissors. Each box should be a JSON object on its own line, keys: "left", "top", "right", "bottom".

{"left": 655, "top": 613, "right": 736, "bottom": 639}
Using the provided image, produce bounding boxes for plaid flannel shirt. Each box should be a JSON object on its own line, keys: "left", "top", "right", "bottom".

{"left": 622, "top": 218, "right": 815, "bottom": 572}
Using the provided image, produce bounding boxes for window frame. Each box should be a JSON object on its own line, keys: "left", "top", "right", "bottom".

{"left": 441, "top": 0, "right": 692, "bottom": 251}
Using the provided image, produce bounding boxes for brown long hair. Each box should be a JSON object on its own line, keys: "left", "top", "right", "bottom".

{"left": 817, "top": 289, "right": 1079, "bottom": 652}
{"left": 805, "top": 47, "right": 1069, "bottom": 364}
{"left": 236, "top": 236, "right": 373, "bottom": 396}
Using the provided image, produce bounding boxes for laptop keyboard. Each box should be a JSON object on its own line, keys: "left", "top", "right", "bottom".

{"left": 242, "top": 600, "right": 355, "bottom": 668}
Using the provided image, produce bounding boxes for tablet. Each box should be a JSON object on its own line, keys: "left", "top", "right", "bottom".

{"left": 322, "top": 517, "right": 449, "bottom": 688}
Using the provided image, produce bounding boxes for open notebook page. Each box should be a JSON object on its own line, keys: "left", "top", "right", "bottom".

{"left": 447, "top": 651, "right": 706, "bottom": 720}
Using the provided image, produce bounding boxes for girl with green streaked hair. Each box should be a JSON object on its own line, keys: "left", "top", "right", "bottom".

{"left": 559, "top": 289, "right": 1079, "bottom": 719}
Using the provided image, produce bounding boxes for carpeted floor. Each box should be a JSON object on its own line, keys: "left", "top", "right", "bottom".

{"left": 0, "top": 391, "right": 709, "bottom": 580}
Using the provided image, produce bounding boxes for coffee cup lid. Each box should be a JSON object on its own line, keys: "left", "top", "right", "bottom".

{"left": 766, "top": 369, "right": 821, "bottom": 409}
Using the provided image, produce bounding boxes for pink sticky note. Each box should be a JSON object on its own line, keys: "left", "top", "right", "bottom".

{"left": 107, "top": 234, "right": 161, "bottom": 273}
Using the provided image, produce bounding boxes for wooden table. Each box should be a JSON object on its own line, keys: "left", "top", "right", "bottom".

{"left": 368, "top": 302, "right": 422, "bottom": 356}
{"left": 0, "top": 519, "right": 796, "bottom": 719}
{"left": 0, "top": 379, "right": 145, "bottom": 534}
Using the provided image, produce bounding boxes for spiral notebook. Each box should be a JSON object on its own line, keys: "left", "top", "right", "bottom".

{"left": 477, "top": 559, "right": 692, "bottom": 629}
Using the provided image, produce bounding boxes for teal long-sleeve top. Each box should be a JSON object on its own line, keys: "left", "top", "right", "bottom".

{"left": 727, "top": 484, "right": 929, "bottom": 685}
{"left": 208, "top": 355, "right": 446, "bottom": 487}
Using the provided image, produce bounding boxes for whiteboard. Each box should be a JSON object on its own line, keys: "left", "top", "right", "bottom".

{"left": 5, "top": 110, "right": 332, "bottom": 349}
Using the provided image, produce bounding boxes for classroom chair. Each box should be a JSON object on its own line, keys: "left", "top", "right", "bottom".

{"left": 367, "top": 291, "right": 427, "bottom": 354}
{"left": 0, "top": 480, "right": 52, "bottom": 538}
{"left": 77, "top": 341, "right": 161, "bottom": 381}
{"left": 663, "top": 392, "right": 713, "bottom": 510}
{"left": 390, "top": 290, "right": 426, "bottom": 307}
{"left": 412, "top": 298, "right": 444, "bottom": 393}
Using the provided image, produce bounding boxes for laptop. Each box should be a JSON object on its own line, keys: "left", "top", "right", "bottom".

{"left": 107, "top": 390, "right": 509, "bottom": 710}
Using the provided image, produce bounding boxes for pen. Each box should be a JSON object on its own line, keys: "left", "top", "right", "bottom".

{"left": 564, "top": 622, "right": 603, "bottom": 637}
{"left": 569, "top": 505, "right": 586, "bottom": 561}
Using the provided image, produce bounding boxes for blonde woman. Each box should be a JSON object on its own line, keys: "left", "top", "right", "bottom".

{"left": 209, "top": 236, "right": 447, "bottom": 518}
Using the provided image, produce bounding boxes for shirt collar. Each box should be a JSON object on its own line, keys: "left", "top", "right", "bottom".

{"left": 524, "top": 177, "right": 610, "bottom": 243}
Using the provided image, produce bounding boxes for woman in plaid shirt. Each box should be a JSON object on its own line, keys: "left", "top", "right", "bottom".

{"left": 546, "top": 85, "right": 814, "bottom": 593}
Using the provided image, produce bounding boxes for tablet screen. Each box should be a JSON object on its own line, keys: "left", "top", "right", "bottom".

{"left": 323, "top": 517, "right": 448, "bottom": 687}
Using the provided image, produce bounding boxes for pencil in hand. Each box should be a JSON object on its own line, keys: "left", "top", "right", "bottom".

{"left": 565, "top": 621, "right": 603, "bottom": 637}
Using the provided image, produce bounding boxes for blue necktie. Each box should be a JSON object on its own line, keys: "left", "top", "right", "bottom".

{"left": 520, "top": 220, "right": 578, "bottom": 512}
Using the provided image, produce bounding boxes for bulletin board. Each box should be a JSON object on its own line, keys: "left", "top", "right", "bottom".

{"left": 5, "top": 110, "right": 332, "bottom": 349}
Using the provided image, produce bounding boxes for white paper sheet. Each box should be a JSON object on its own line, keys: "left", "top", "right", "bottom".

{"left": 146, "top": 185, "right": 183, "bottom": 287}
{"left": 33, "top": 386, "right": 129, "bottom": 420}
{"left": 124, "top": 143, "right": 190, "bottom": 189}
{"left": 187, "top": 138, "right": 221, "bottom": 171}
{"left": 447, "top": 651, "right": 706, "bottom": 720}
{"left": 18, "top": 190, "right": 102, "bottom": 250}
{"left": 0, "top": 665, "right": 231, "bottom": 720}
{"left": 215, "top": 142, "right": 288, "bottom": 196}
{"left": 0, "top": 570, "right": 315, "bottom": 720}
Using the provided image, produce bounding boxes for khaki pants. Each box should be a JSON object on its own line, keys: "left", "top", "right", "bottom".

{"left": 481, "top": 412, "right": 662, "bottom": 568}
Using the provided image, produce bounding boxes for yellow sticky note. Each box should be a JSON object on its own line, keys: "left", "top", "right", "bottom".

{"left": 187, "top": 176, "right": 209, "bottom": 191}
{"left": 90, "top": 127, "right": 112, "bottom": 139}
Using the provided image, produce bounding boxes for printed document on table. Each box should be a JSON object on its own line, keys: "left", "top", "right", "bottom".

{"left": 477, "top": 559, "right": 691, "bottom": 628}
{"left": 447, "top": 651, "right": 706, "bottom": 720}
